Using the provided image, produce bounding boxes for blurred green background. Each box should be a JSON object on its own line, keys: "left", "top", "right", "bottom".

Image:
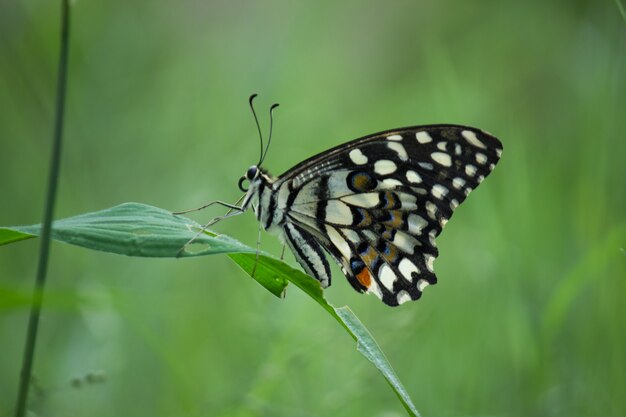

{"left": 1, "top": 1, "right": 625, "bottom": 416}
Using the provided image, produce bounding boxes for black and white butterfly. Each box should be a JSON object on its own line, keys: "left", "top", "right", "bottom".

{"left": 184, "top": 95, "right": 503, "bottom": 306}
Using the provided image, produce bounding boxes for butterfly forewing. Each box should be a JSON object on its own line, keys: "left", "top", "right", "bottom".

{"left": 266, "top": 125, "right": 502, "bottom": 306}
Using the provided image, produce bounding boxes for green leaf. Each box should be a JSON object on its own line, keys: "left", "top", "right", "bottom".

{"left": 1, "top": 202, "right": 287, "bottom": 297}
{"left": 2, "top": 202, "right": 420, "bottom": 416}
{"left": 3, "top": 202, "right": 260, "bottom": 257}
{"left": 0, "top": 228, "right": 34, "bottom": 246}
{"left": 335, "top": 307, "right": 420, "bottom": 417}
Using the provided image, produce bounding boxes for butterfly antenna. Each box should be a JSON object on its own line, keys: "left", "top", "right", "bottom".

{"left": 249, "top": 93, "right": 264, "bottom": 166}
{"left": 260, "top": 103, "right": 280, "bottom": 165}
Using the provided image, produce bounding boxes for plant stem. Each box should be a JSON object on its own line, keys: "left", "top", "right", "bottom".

{"left": 14, "top": 1, "right": 71, "bottom": 416}
{"left": 617, "top": 0, "right": 626, "bottom": 24}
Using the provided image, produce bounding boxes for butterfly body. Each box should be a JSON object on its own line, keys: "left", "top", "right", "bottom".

{"left": 239, "top": 124, "right": 503, "bottom": 306}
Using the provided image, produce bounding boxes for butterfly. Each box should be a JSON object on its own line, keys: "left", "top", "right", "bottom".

{"left": 185, "top": 95, "right": 503, "bottom": 306}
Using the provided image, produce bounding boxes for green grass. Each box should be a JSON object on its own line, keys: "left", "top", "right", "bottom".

{"left": 1, "top": 1, "right": 625, "bottom": 416}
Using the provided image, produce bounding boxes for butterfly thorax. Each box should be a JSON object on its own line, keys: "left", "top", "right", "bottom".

{"left": 241, "top": 168, "right": 284, "bottom": 234}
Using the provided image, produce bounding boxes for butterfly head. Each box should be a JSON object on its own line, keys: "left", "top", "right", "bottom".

{"left": 238, "top": 165, "right": 260, "bottom": 192}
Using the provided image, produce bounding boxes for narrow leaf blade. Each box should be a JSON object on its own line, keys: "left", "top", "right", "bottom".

{"left": 335, "top": 306, "right": 420, "bottom": 417}
{"left": 0, "top": 228, "right": 35, "bottom": 246}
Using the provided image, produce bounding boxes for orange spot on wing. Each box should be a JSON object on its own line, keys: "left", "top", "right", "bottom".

{"left": 356, "top": 268, "right": 371, "bottom": 288}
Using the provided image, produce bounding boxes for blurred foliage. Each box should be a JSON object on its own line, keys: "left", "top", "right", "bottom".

{"left": 1, "top": 1, "right": 625, "bottom": 416}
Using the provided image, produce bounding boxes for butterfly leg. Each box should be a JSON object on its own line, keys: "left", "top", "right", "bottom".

{"left": 251, "top": 221, "right": 262, "bottom": 277}
{"left": 280, "top": 244, "right": 286, "bottom": 261}
{"left": 175, "top": 208, "right": 245, "bottom": 258}
{"left": 172, "top": 195, "right": 245, "bottom": 215}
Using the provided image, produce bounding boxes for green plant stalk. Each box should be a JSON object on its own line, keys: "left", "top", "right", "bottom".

{"left": 14, "top": 1, "right": 70, "bottom": 416}
{"left": 616, "top": 0, "right": 626, "bottom": 24}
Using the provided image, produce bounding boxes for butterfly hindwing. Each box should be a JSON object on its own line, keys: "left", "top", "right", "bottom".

{"left": 283, "top": 222, "right": 332, "bottom": 288}
{"left": 270, "top": 125, "right": 502, "bottom": 306}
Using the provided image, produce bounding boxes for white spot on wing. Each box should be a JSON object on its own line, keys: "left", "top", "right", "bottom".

{"left": 475, "top": 152, "right": 488, "bottom": 164}
{"left": 374, "top": 160, "right": 397, "bottom": 175}
{"left": 341, "top": 192, "right": 380, "bottom": 208}
{"left": 426, "top": 201, "right": 437, "bottom": 219}
{"left": 417, "top": 279, "right": 430, "bottom": 291}
{"left": 349, "top": 148, "right": 368, "bottom": 165}
{"left": 450, "top": 199, "right": 459, "bottom": 210}
{"left": 379, "top": 264, "right": 396, "bottom": 290}
{"left": 431, "top": 184, "right": 448, "bottom": 199}
{"left": 342, "top": 228, "right": 360, "bottom": 243}
{"left": 428, "top": 229, "right": 437, "bottom": 246}
{"left": 399, "top": 192, "right": 418, "bottom": 210}
{"left": 408, "top": 214, "right": 428, "bottom": 235}
{"left": 465, "top": 164, "right": 477, "bottom": 177}
{"left": 419, "top": 162, "right": 433, "bottom": 170}
{"left": 367, "top": 279, "right": 383, "bottom": 299}
{"left": 406, "top": 170, "right": 422, "bottom": 183}
{"left": 392, "top": 231, "right": 417, "bottom": 254}
{"left": 431, "top": 152, "right": 452, "bottom": 167}
{"left": 326, "top": 225, "right": 352, "bottom": 260}
{"left": 382, "top": 178, "right": 403, "bottom": 188}
{"left": 387, "top": 134, "right": 403, "bottom": 141}
{"left": 462, "top": 130, "right": 487, "bottom": 149}
{"left": 363, "top": 230, "right": 378, "bottom": 242}
{"left": 424, "top": 254, "right": 435, "bottom": 272}
{"left": 496, "top": 148, "right": 503, "bottom": 157}
{"left": 399, "top": 258, "right": 419, "bottom": 280}
{"left": 452, "top": 177, "right": 466, "bottom": 189}
{"left": 397, "top": 290, "right": 411, "bottom": 305}
{"left": 387, "top": 142, "right": 408, "bottom": 161}
{"left": 325, "top": 200, "right": 353, "bottom": 225}
{"left": 416, "top": 131, "right": 433, "bottom": 143}
{"left": 437, "top": 142, "right": 447, "bottom": 151}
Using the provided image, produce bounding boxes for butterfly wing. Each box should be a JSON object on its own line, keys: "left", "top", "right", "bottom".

{"left": 276, "top": 125, "right": 503, "bottom": 306}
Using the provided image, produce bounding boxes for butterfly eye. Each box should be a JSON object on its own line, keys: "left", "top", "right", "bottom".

{"left": 238, "top": 176, "right": 248, "bottom": 192}
{"left": 246, "top": 166, "right": 258, "bottom": 180}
